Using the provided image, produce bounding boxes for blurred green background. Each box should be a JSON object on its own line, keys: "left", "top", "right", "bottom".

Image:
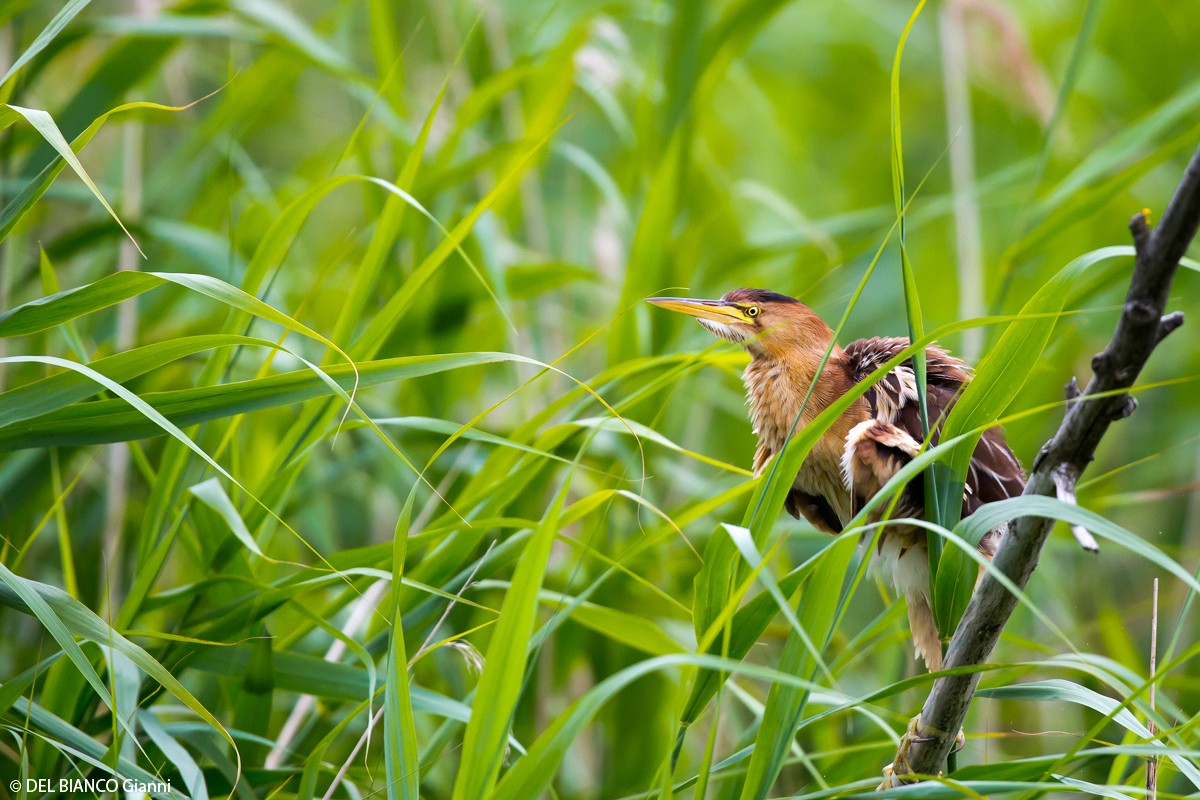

{"left": 1, "top": 0, "right": 1200, "bottom": 797}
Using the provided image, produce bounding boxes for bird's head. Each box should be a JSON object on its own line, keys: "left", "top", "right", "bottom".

{"left": 646, "top": 288, "right": 834, "bottom": 359}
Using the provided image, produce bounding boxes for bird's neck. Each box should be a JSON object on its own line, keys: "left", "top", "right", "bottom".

{"left": 743, "top": 343, "right": 844, "bottom": 449}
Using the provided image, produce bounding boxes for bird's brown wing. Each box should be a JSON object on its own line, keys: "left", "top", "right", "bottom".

{"left": 841, "top": 337, "right": 1025, "bottom": 517}
{"left": 784, "top": 489, "right": 844, "bottom": 533}
{"left": 842, "top": 337, "right": 972, "bottom": 398}
{"left": 839, "top": 338, "right": 1025, "bottom": 671}
{"left": 758, "top": 440, "right": 845, "bottom": 532}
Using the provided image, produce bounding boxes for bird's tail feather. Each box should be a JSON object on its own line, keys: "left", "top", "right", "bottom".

{"left": 906, "top": 593, "right": 942, "bottom": 672}
{"left": 876, "top": 534, "right": 943, "bottom": 671}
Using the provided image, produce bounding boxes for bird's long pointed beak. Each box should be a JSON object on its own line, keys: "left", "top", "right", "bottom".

{"left": 645, "top": 297, "right": 749, "bottom": 324}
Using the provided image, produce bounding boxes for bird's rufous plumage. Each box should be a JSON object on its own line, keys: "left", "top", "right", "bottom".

{"left": 647, "top": 288, "right": 1026, "bottom": 670}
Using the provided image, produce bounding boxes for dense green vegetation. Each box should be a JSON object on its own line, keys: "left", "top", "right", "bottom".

{"left": 1, "top": 0, "right": 1199, "bottom": 797}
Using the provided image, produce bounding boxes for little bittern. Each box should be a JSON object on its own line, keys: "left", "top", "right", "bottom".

{"left": 649, "top": 288, "right": 1025, "bottom": 670}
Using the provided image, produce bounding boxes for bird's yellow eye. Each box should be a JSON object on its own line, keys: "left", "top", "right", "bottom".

{"left": 746, "top": 306, "right": 760, "bottom": 318}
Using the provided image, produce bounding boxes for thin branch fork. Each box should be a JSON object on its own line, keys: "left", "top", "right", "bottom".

{"left": 889, "top": 142, "right": 1200, "bottom": 782}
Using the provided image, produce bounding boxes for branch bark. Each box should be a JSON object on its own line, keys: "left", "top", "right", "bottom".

{"left": 891, "top": 142, "right": 1200, "bottom": 781}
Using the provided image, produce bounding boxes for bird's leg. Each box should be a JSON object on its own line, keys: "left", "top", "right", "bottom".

{"left": 877, "top": 716, "right": 965, "bottom": 790}
{"left": 877, "top": 717, "right": 922, "bottom": 789}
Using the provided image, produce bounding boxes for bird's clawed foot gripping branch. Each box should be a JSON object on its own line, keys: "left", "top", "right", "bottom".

{"left": 878, "top": 717, "right": 965, "bottom": 790}
{"left": 881, "top": 141, "right": 1200, "bottom": 787}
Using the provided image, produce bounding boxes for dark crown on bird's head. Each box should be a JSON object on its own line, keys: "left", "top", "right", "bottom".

{"left": 720, "top": 288, "right": 801, "bottom": 306}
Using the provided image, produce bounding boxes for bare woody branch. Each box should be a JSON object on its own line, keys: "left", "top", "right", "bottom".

{"left": 890, "top": 142, "right": 1200, "bottom": 781}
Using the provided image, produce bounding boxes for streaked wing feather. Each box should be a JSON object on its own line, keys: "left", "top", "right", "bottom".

{"left": 843, "top": 337, "right": 1025, "bottom": 517}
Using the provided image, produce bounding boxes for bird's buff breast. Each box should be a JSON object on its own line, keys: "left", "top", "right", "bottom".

{"left": 744, "top": 359, "right": 862, "bottom": 524}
